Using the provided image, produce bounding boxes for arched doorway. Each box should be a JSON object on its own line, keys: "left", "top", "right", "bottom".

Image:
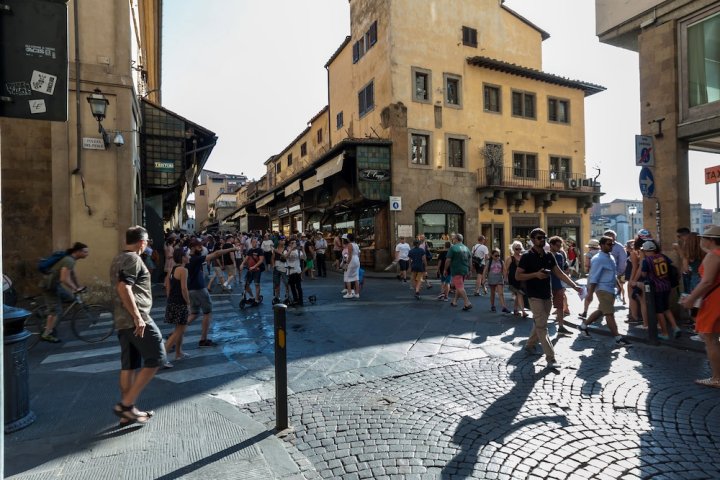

{"left": 415, "top": 200, "right": 464, "bottom": 242}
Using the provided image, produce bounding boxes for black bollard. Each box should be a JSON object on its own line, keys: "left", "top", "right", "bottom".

{"left": 644, "top": 281, "right": 659, "bottom": 345}
{"left": 273, "top": 303, "right": 288, "bottom": 431}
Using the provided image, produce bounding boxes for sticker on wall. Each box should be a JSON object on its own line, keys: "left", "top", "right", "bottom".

{"left": 29, "top": 99, "right": 47, "bottom": 114}
{"left": 30, "top": 70, "right": 57, "bottom": 95}
{"left": 25, "top": 45, "right": 57, "bottom": 59}
{"left": 5, "top": 81, "right": 32, "bottom": 96}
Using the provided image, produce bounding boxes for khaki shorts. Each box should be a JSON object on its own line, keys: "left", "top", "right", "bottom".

{"left": 411, "top": 271, "right": 425, "bottom": 283}
{"left": 596, "top": 290, "right": 615, "bottom": 315}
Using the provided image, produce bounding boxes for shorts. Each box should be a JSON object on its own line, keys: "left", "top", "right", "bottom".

{"left": 306, "top": 259, "right": 314, "bottom": 269}
{"left": 552, "top": 288, "right": 565, "bottom": 309}
{"left": 440, "top": 274, "right": 451, "bottom": 285}
{"left": 596, "top": 290, "right": 615, "bottom": 315}
{"left": 452, "top": 275, "right": 466, "bottom": 291}
{"left": 472, "top": 260, "right": 484, "bottom": 273}
{"left": 189, "top": 288, "right": 212, "bottom": 315}
{"left": 398, "top": 260, "right": 409, "bottom": 271}
{"left": 654, "top": 291, "right": 670, "bottom": 312}
{"left": 164, "top": 302, "right": 189, "bottom": 325}
{"left": 43, "top": 285, "right": 74, "bottom": 317}
{"left": 117, "top": 317, "right": 166, "bottom": 369}
{"left": 224, "top": 264, "right": 236, "bottom": 277}
{"left": 411, "top": 271, "right": 425, "bottom": 283}
{"left": 508, "top": 285, "right": 523, "bottom": 297}
{"left": 273, "top": 268, "right": 288, "bottom": 288}
{"left": 245, "top": 270, "right": 262, "bottom": 285}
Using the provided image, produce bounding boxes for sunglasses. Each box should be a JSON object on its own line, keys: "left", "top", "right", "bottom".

{"left": 513, "top": 247, "right": 522, "bottom": 251}
{"left": 533, "top": 236, "right": 546, "bottom": 241}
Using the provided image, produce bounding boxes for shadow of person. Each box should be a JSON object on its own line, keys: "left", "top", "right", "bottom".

{"left": 569, "top": 335, "right": 619, "bottom": 398}
{"left": 441, "top": 350, "right": 569, "bottom": 479}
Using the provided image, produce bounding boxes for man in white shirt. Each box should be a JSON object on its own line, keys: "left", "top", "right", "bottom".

{"left": 471, "top": 235, "right": 490, "bottom": 295}
{"left": 395, "top": 237, "right": 411, "bottom": 282}
{"left": 314, "top": 233, "right": 328, "bottom": 277}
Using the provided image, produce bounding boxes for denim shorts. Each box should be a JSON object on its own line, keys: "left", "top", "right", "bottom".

{"left": 117, "top": 317, "right": 166, "bottom": 369}
{"left": 245, "top": 270, "right": 262, "bottom": 285}
{"left": 189, "top": 288, "right": 212, "bottom": 314}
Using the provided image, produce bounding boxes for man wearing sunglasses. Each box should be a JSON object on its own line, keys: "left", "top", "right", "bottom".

{"left": 516, "top": 228, "right": 583, "bottom": 369}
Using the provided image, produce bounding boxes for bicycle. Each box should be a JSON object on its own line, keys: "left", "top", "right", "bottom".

{"left": 24, "top": 287, "right": 114, "bottom": 349}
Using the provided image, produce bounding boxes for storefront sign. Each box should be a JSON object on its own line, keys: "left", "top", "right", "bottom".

{"left": 154, "top": 161, "right": 174, "bottom": 172}
{"left": 397, "top": 224, "right": 413, "bottom": 238}
{"left": 277, "top": 207, "right": 289, "bottom": 216}
{"left": 511, "top": 215, "right": 539, "bottom": 227}
{"left": 547, "top": 215, "right": 581, "bottom": 226}
{"left": 288, "top": 204, "right": 301, "bottom": 213}
{"left": 357, "top": 146, "right": 391, "bottom": 201}
{"left": 82, "top": 137, "right": 106, "bottom": 150}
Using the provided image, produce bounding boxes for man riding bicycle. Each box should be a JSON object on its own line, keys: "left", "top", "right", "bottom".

{"left": 42, "top": 242, "right": 89, "bottom": 343}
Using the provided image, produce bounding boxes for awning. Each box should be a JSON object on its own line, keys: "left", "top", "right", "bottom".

{"left": 228, "top": 208, "right": 246, "bottom": 221}
{"left": 256, "top": 193, "right": 274, "bottom": 208}
{"left": 316, "top": 154, "right": 344, "bottom": 180}
{"left": 285, "top": 179, "right": 301, "bottom": 196}
{"left": 303, "top": 174, "right": 323, "bottom": 191}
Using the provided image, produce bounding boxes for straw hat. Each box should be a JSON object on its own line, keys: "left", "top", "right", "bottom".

{"left": 699, "top": 225, "right": 720, "bottom": 238}
{"left": 586, "top": 239, "right": 600, "bottom": 248}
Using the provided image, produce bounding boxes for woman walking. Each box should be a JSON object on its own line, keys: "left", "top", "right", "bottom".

{"left": 504, "top": 241, "right": 527, "bottom": 317}
{"left": 285, "top": 238, "right": 305, "bottom": 307}
{"left": 485, "top": 248, "right": 509, "bottom": 313}
{"left": 164, "top": 248, "right": 191, "bottom": 368}
{"left": 342, "top": 234, "right": 361, "bottom": 299}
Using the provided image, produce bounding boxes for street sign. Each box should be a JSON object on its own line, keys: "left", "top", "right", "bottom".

{"left": 635, "top": 135, "right": 655, "bottom": 166}
{"left": 389, "top": 196, "right": 402, "bottom": 211}
{"left": 705, "top": 165, "right": 720, "bottom": 185}
{"left": 639, "top": 167, "right": 655, "bottom": 198}
{"left": 82, "top": 137, "right": 105, "bottom": 150}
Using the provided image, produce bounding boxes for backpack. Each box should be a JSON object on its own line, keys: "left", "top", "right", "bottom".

{"left": 38, "top": 251, "right": 67, "bottom": 274}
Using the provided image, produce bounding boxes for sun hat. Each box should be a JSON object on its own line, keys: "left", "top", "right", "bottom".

{"left": 586, "top": 239, "right": 600, "bottom": 248}
{"left": 699, "top": 225, "right": 720, "bottom": 238}
{"left": 640, "top": 240, "right": 657, "bottom": 251}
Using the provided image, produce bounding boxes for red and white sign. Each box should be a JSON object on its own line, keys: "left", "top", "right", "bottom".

{"left": 705, "top": 165, "right": 720, "bottom": 185}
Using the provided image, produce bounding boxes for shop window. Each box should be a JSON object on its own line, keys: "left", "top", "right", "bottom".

{"left": 548, "top": 97, "right": 570, "bottom": 123}
{"left": 462, "top": 26, "right": 478, "bottom": 47}
{"left": 513, "top": 152, "right": 537, "bottom": 178}
{"left": 549, "top": 156, "right": 571, "bottom": 180}
{"left": 415, "top": 200, "right": 464, "bottom": 242}
{"left": 300, "top": 143, "right": 307, "bottom": 157}
{"left": 444, "top": 73, "right": 462, "bottom": 108}
{"left": 512, "top": 90, "right": 536, "bottom": 119}
{"left": 412, "top": 67, "right": 432, "bottom": 103}
{"left": 483, "top": 84, "right": 501, "bottom": 113}
{"left": 336, "top": 111, "right": 344, "bottom": 129}
{"left": 410, "top": 132, "right": 430, "bottom": 165}
{"left": 359, "top": 80, "right": 375, "bottom": 117}
{"left": 687, "top": 11, "right": 720, "bottom": 107}
{"left": 447, "top": 136, "right": 466, "bottom": 169}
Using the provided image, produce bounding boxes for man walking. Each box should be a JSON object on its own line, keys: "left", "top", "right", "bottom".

{"left": 516, "top": 228, "right": 582, "bottom": 369}
{"left": 110, "top": 226, "right": 165, "bottom": 425}
{"left": 471, "top": 235, "right": 490, "bottom": 296}
{"left": 314, "top": 232, "right": 328, "bottom": 277}
{"left": 444, "top": 233, "right": 473, "bottom": 310}
{"left": 395, "top": 236, "right": 411, "bottom": 282}
{"left": 604, "top": 229, "right": 627, "bottom": 303}
{"left": 578, "top": 236, "right": 631, "bottom": 346}
{"left": 408, "top": 240, "right": 428, "bottom": 299}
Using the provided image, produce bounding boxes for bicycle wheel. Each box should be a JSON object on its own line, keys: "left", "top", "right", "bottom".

{"left": 25, "top": 304, "right": 46, "bottom": 350}
{"left": 72, "top": 304, "right": 114, "bottom": 343}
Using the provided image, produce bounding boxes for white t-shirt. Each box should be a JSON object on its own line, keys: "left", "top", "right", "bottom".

{"left": 395, "top": 242, "right": 411, "bottom": 261}
{"left": 471, "top": 243, "right": 489, "bottom": 261}
{"left": 261, "top": 239, "right": 274, "bottom": 253}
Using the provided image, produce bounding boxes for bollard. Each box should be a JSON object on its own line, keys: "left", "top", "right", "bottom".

{"left": 273, "top": 303, "right": 288, "bottom": 431}
{"left": 644, "top": 281, "right": 659, "bottom": 345}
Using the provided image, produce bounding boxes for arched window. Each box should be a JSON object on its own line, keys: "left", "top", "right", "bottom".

{"left": 415, "top": 200, "right": 464, "bottom": 242}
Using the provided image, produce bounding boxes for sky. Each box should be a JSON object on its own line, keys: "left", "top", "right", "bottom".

{"left": 162, "top": 0, "right": 720, "bottom": 211}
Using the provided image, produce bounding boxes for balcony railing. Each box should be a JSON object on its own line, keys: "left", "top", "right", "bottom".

{"left": 477, "top": 166, "right": 600, "bottom": 192}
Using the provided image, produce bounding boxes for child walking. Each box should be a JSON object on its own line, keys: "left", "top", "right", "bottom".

{"left": 485, "top": 248, "right": 510, "bottom": 313}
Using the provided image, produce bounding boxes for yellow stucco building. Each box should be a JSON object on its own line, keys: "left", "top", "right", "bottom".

{"left": 229, "top": 0, "right": 604, "bottom": 268}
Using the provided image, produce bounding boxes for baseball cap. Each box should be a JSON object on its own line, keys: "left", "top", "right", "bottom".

{"left": 640, "top": 240, "right": 657, "bottom": 251}
{"left": 341, "top": 233, "right": 349, "bottom": 240}
{"left": 637, "top": 229, "right": 651, "bottom": 239}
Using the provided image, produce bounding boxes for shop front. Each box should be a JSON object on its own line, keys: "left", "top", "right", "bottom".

{"left": 547, "top": 214, "right": 581, "bottom": 244}
{"left": 510, "top": 214, "right": 541, "bottom": 247}
{"left": 414, "top": 200, "right": 464, "bottom": 242}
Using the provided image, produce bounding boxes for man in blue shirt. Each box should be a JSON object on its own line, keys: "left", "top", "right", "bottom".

{"left": 578, "top": 236, "right": 630, "bottom": 346}
{"left": 604, "top": 229, "right": 628, "bottom": 302}
{"left": 408, "top": 240, "right": 427, "bottom": 300}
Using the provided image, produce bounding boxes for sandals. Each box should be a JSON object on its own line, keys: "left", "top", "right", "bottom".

{"left": 462, "top": 305, "right": 473, "bottom": 311}
{"left": 113, "top": 402, "right": 154, "bottom": 426}
{"left": 694, "top": 378, "right": 720, "bottom": 388}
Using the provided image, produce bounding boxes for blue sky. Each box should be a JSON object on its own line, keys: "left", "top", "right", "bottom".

{"left": 161, "top": 0, "right": 720, "bottom": 211}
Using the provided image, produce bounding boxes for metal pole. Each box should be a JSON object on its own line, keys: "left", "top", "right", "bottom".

{"left": 273, "top": 304, "right": 288, "bottom": 431}
{"left": 644, "top": 281, "right": 659, "bottom": 344}
{"left": 716, "top": 183, "right": 719, "bottom": 213}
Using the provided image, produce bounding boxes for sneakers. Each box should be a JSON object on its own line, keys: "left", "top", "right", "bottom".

{"left": 557, "top": 326, "right": 572, "bottom": 335}
{"left": 658, "top": 334, "right": 670, "bottom": 341}
{"left": 614, "top": 335, "right": 631, "bottom": 347}
{"left": 41, "top": 333, "right": 61, "bottom": 343}
{"left": 437, "top": 293, "right": 446, "bottom": 301}
{"left": 501, "top": 307, "right": 511, "bottom": 314}
{"left": 414, "top": 292, "right": 420, "bottom": 300}
{"left": 578, "top": 323, "right": 590, "bottom": 337}
{"left": 490, "top": 306, "right": 496, "bottom": 312}
{"left": 673, "top": 327, "right": 682, "bottom": 339}
{"left": 199, "top": 339, "right": 218, "bottom": 347}
{"left": 690, "top": 334, "right": 703, "bottom": 342}
{"left": 341, "top": 288, "right": 348, "bottom": 294}
{"left": 343, "top": 292, "right": 356, "bottom": 299}
{"left": 578, "top": 311, "right": 587, "bottom": 319}
{"left": 473, "top": 291, "right": 480, "bottom": 296}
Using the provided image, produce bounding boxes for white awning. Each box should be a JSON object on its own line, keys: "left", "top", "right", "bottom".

{"left": 303, "top": 174, "right": 323, "bottom": 191}
{"left": 284, "top": 179, "right": 301, "bottom": 197}
{"left": 256, "top": 193, "right": 274, "bottom": 208}
{"left": 228, "top": 208, "right": 246, "bottom": 220}
{"left": 316, "top": 154, "right": 344, "bottom": 180}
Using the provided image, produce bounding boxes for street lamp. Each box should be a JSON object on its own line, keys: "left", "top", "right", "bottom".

{"left": 86, "top": 88, "right": 110, "bottom": 148}
{"left": 628, "top": 204, "right": 638, "bottom": 237}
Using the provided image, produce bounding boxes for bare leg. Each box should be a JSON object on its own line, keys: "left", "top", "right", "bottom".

{"left": 702, "top": 334, "right": 720, "bottom": 381}
{"left": 120, "top": 367, "right": 159, "bottom": 407}
{"left": 200, "top": 313, "right": 212, "bottom": 342}
{"left": 498, "top": 286, "right": 507, "bottom": 308}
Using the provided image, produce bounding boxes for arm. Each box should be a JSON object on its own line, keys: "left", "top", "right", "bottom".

{"left": 206, "top": 246, "right": 236, "bottom": 263}
{"left": 682, "top": 254, "right": 720, "bottom": 306}
{"left": 515, "top": 267, "right": 544, "bottom": 282}
{"left": 164, "top": 270, "right": 171, "bottom": 297}
{"left": 116, "top": 281, "right": 146, "bottom": 337}
{"left": 552, "top": 264, "right": 582, "bottom": 292}
{"left": 179, "top": 268, "right": 190, "bottom": 305}
{"left": 59, "top": 266, "right": 81, "bottom": 292}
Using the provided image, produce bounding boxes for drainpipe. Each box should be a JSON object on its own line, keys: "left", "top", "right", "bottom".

{"left": 72, "top": 0, "right": 81, "bottom": 175}
{"left": 326, "top": 65, "right": 332, "bottom": 148}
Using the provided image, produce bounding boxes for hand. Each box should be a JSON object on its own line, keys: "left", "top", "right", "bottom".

{"left": 536, "top": 271, "right": 549, "bottom": 280}
{"left": 133, "top": 316, "right": 146, "bottom": 338}
{"left": 679, "top": 296, "right": 694, "bottom": 309}
{"left": 573, "top": 285, "right": 583, "bottom": 294}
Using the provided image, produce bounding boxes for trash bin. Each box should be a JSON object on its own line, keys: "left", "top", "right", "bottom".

{"left": 3, "top": 304, "right": 36, "bottom": 433}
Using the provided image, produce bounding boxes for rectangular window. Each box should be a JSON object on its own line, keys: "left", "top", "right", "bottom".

{"left": 300, "top": 142, "right": 307, "bottom": 157}
{"left": 549, "top": 156, "right": 571, "bottom": 180}
{"left": 483, "top": 84, "right": 501, "bottom": 113}
{"left": 410, "top": 133, "right": 429, "bottom": 165}
{"left": 275, "top": 162, "right": 282, "bottom": 174}
{"left": 462, "top": 26, "right": 478, "bottom": 47}
{"left": 336, "top": 111, "right": 344, "bottom": 129}
{"left": 688, "top": 12, "right": 720, "bottom": 107}
{"left": 353, "top": 20, "right": 377, "bottom": 64}
{"left": 448, "top": 137, "right": 465, "bottom": 168}
{"left": 548, "top": 97, "right": 570, "bottom": 123}
{"left": 317, "top": 128, "right": 323, "bottom": 143}
{"left": 513, "top": 152, "right": 538, "bottom": 178}
{"left": 366, "top": 21, "right": 377, "bottom": 48}
{"left": 359, "top": 81, "right": 375, "bottom": 117}
{"left": 412, "top": 67, "right": 431, "bottom": 103}
{"left": 512, "top": 91, "right": 536, "bottom": 119}
{"left": 199, "top": 189, "right": 205, "bottom": 196}
{"left": 287, "top": 153, "right": 293, "bottom": 167}
{"left": 444, "top": 73, "right": 462, "bottom": 108}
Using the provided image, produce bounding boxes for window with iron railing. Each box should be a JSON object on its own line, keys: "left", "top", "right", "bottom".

{"left": 513, "top": 152, "right": 537, "bottom": 178}
{"left": 549, "top": 156, "right": 571, "bottom": 180}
